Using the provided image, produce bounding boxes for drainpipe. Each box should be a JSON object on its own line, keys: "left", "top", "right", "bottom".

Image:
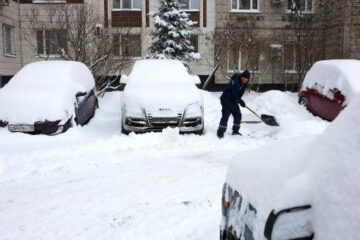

{"left": 17, "top": 1, "right": 24, "bottom": 68}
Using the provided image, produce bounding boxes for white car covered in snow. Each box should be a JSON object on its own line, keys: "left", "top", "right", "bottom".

{"left": 0, "top": 61, "right": 98, "bottom": 135}
{"left": 121, "top": 59, "right": 204, "bottom": 134}
{"left": 220, "top": 95, "right": 360, "bottom": 240}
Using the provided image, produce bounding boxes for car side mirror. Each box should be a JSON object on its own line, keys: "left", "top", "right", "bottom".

{"left": 120, "top": 74, "right": 128, "bottom": 84}
{"left": 264, "top": 205, "right": 314, "bottom": 240}
{"left": 76, "top": 92, "right": 87, "bottom": 98}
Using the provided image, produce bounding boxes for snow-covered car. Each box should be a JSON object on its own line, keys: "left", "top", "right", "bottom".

{"left": 0, "top": 61, "right": 98, "bottom": 135}
{"left": 121, "top": 59, "right": 204, "bottom": 134}
{"left": 299, "top": 59, "right": 360, "bottom": 121}
{"left": 220, "top": 94, "right": 360, "bottom": 240}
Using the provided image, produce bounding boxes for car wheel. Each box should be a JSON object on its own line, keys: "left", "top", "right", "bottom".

{"left": 298, "top": 96, "right": 308, "bottom": 107}
{"left": 121, "top": 123, "right": 130, "bottom": 135}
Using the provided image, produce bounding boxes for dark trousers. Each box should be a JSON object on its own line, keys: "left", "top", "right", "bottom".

{"left": 217, "top": 102, "right": 242, "bottom": 136}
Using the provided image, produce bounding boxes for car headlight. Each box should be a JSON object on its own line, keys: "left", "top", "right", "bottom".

{"left": 123, "top": 103, "right": 146, "bottom": 118}
{"left": 185, "top": 103, "right": 202, "bottom": 117}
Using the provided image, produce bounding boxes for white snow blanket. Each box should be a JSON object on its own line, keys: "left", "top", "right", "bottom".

{"left": 302, "top": 59, "right": 360, "bottom": 104}
{"left": 0, "top": 61, "right": 94, "bottom": 123}
{"left": 122, "top": 59, "right": 202, "bottom": 116}
{"left": 0, "top": 90, "right": 329, "bottom": 240}
{"left": 226, "top": 93, "right": 360, "bottom": 239}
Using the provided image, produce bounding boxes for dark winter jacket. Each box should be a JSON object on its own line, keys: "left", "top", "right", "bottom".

{"left": 220, "top": 74, "right": 247, "bottom": 108}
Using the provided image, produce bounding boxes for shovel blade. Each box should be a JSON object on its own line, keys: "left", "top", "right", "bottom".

{"left": 261, "top": 114, "right": 279, "bottom": 126}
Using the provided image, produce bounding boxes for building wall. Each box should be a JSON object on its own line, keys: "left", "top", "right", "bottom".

{"left": 0, "top": 0, "right": 22, "bottom": 79}
{"left": 213, "top": 0, "right": 359, "bottom": 86}
{"left": 1, "top": 0, "right": 359, "bottom": 87}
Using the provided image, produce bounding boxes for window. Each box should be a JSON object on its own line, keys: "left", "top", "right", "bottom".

{"left": 33, "top": 0, "right": 66, "bottom": 3}
{"left": 36, "top": 29, "right": 67, "bottom": 56}
{"left": 179, "top": 0, "right": 200, "bottom": 10}
{"left": 287, "top": 0, "right": 312, "bottom": 12}
{"left": 190, "top": 35, "right": 199, "bottom": 53}
{"left": 227, "top": 45, "right": 240, "bottom": 72}
{"left": 113, "top": 35, "right": 141, "bottom": 57}
{"left": 113, "top": 0, "right": 141, "bottom": 9}
{"left": 2, "top": 25, "right": 15, "bottom": 56}
{"left": 284, "top": 44, "right": 297, "bottom": 72}
{"left": 231, "top": 0, "right": 259, "bottom": 11}
{"left": 228, "top": 46, "right": 260, "bottom": 72}
{"left": 113, "top": 34, "right": 120, "bottom": 56}
{"left": 122, "top": 35, "right": 141, "bottom": 57}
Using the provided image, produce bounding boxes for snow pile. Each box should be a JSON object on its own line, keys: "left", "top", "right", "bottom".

{"left": 226, "top": 92, "right": 360, "bottom": 239}
{"left": 0, "top": 89, "right": 330, "bottom": 240}
{"left": 247, "top": 90, "right": 327, "bottom": 139}
{"left": 308, "top": 94, "right": 360, "bottom": 239}
{"left": 122, "top": 59, "right": 202, "bottom": 115}
{"left": 302, "top": 60, "right": 360, "bottom": 104}
{"left": 0, "top": 61, "right": 94, "bottom": 123}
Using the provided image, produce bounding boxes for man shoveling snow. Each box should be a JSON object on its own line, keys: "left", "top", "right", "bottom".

{"left": 217, "top": 70, "right": 250, "bottom": 138}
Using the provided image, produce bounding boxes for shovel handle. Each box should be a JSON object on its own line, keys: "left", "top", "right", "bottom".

{"left": 245, "top": 106, "right": 262, "bottom": 119}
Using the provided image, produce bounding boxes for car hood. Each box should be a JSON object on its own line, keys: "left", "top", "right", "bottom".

{"left": 0, "top": 89, "right": 74, "bottom": 124}
{"left": 122, "top": 87, "right": 203, "bottom": 117}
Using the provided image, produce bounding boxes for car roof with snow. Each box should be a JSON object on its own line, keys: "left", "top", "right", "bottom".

{"left": 0, "top": 61, "right": 95, "bottom": 123}
{"left": 302, "top": 59, "right": 360, "bottom": 103}
{"left": 225, "top": 93, "right": 360, "bottom": 239}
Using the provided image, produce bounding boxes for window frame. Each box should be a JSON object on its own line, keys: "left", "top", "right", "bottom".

{"left": 113, "top": 0, "right": 141, "bottom": 10}
{"left": 179, "top": 0, "right": 200, "bottom": 11}
{"left": 230, "top": 0, "right": 260, "bottom": 13}
{"left": 113, "top": 34, "right": 142, "bottom": 58}
{"left": 33, "top": 0, "right": 66, "bottom": 3}
{"left": 190, "top": 34, "right": 199, "bottom": 53}
{"left": 227, "top": 46, "right": 241, "bottom": 73}
{"left": 284, "top": 44, "right": 297, "bottom": 73}
{"left": 2, "top": 24, "right": 16, "bottom": 57}
{"left": 36, "top": 29, "right": 67, "bottom": 57}
{"left": 286, "top": 0, "right": 313, "bottom": 14}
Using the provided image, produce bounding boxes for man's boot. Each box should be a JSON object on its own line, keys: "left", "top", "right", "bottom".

{"left": 217, "top": 128, "right": 225, "bottom": 138}
{"left": 232, "top": 131, "right": 242, "bottom": 136}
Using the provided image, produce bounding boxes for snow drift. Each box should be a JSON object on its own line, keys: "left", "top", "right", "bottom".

{"left": 226, "top": 92, "right": 360, "bottom": 239}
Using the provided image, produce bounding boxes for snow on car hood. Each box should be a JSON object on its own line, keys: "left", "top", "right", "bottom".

{"left": 122, "top": 59, "right": 202, "bottom": 116}
{"left": 304, "top": 94, "right": 360, "bottom": 239}
{"left": 0, "top": 61, "right": 94, "bottom": 123}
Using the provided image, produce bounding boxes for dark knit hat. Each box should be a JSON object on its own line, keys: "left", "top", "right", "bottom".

{"left": 242, "top": 70, "right": 250, "bottom": 80}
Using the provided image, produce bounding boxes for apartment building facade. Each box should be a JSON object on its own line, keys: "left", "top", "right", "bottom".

{"left": 214, "top": 0, "right": 360, "bottom": 89}
{"left": 0, "top": 0, "right": 21, "bottom": 87}
{"left": 0, "top": 0, "right": 215, "bottom": 85}
{"left": 0, "top": 0, "right": 359, "bottom": 89}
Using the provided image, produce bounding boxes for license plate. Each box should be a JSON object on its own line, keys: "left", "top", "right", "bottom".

{"left": 8, "top": 124, "right": 35, "bottom": 132}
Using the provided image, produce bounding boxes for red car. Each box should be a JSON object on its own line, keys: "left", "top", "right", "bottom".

{"left": 299, "top": 60, "right": 360, "bottom": 121}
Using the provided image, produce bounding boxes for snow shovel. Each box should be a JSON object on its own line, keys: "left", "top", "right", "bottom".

{"left": 241, "top": 120, "right": 262, "bottom": 124}
{"left": 245, "top": 106, "right": 279, "bottom": 126}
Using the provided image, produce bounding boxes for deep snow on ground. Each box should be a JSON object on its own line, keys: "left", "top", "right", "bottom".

{"left": 0, "top": 90, "right": 328, "bottom": 240}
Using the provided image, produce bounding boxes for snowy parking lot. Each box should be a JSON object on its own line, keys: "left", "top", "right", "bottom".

{"left": 0, "top": 90, "right": 328, "bottom": 240}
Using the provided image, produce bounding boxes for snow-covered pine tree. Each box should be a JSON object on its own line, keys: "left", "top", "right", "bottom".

{"left": 149, "top": 0, "right": 200, "bottom": 61}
